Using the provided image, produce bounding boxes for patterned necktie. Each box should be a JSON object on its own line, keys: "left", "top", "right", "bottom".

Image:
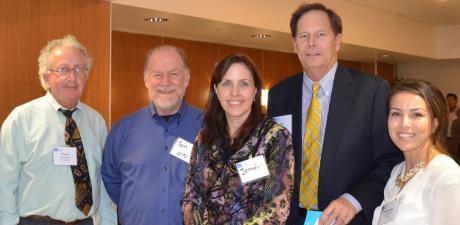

{"left": 59, "top": 108, "right": 93, "bottom": 215}
{"left": 300, "top": 82, "right": 321, "bottom": 209}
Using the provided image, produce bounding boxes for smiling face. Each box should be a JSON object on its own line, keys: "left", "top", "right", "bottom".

{"left": 214, "top": 63, "right": 257, "bottom": 123}
{"left": 144, "top": 48, "right": 190, "bottom": 115}
{"left": 293, "top": 10, "right": 341, "bottom": 80}
{"left": 388, "top": 91, "right": 438, "bottom": 156}
{"left": 44, "top": 45, "right": 88, "bottom": 109}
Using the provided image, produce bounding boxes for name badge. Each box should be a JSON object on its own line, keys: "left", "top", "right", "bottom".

{"left": 378, "top": 198, "right": 400, "bottom": 225}
{"left": 236, "top": 155, "right": 270, "bottom": 184}
{"left": 304, "top": 211, "right": 322, "bottom": 225}
{"left": 53, "top": 146, "right": 77, "bottom": 166}
{"left": 170, "top": 138, "right": 193, "bottom": 163}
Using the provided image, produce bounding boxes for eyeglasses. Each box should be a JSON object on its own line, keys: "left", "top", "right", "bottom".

{"left": 47, "top": 65, "right": 88, "bottom": 77}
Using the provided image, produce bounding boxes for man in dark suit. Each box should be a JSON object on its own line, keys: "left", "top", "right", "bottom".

{"left": 446, "top": 93, "right": 460, "bottom": 162}
{"left": 267, "top": 3, "right": 402, "bottom": 225}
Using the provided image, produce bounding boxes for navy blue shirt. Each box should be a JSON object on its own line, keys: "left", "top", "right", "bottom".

{"left": 102, "top": 101, "right": 203, "bottom": 225}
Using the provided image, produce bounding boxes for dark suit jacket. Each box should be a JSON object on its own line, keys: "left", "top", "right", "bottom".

{"left": 449, "top": 109, "right": 460, "bottom": 163}
{"left": 267, "top": 66, "right": 403, "bottom": 225}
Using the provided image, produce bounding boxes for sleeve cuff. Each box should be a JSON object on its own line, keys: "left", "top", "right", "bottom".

{"left": 340, "top": 193, "right": 362, "bottom": 213}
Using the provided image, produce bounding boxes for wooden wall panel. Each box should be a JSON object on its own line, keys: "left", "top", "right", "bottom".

{"left": 111, "top": 31, "right": 162, "bottom": 124}
{"left": 339, "top": 59, "right": 362, "bottom": 72}
{"left": 361, "top": 62, "right": 376, "bottom": 74}
{"left": 0, "top": 0, "right": 110, "bottom": 124}
{"left": 217, "top": 44, "right": 265, "bottom": 78}
{"left": 263, "top": 50, "right": 302, "bottom": 89}
{"left": 377, "top": 63, "right": 395, "bottom": 84}
{"left": 164, "top": 38, "right": 218, "bottom": 110}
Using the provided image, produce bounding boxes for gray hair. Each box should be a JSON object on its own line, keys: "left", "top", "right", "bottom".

{"left": 37, "top": 35, "right": 93, "bottom": 91}
{"left": 143, "top": 45, "right": 189, "bottom": 76}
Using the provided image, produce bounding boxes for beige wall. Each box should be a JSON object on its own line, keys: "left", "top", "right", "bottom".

{"left": 437, "top": 25, "right": 460, "bottom": 59}
{"left": 397, "top": 59, "right": 460, "bottom": 96}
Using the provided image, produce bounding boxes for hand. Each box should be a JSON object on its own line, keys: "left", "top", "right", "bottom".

{"left": 182, "top": 203, "right": 192, "bottom": 225}
{"left": 319, "top": 197, "right": 356, "bottom": 225}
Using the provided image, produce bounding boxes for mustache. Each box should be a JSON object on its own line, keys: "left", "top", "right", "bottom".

{"left": 154, "top": 87, "right": 175, "bottom": 92}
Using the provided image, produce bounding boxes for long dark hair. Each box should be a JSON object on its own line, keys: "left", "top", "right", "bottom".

{"left": 389, "top": 79, "right": 449, "bottom": 155}
{"left": 201, "top": 53, "right": 263, "bottom": 149}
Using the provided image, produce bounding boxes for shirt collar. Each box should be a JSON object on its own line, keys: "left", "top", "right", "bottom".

{"left": 149, "top": 97, "right": 187, "bottom": 117}
{"left": 302, "top": 62, "right": 337, "bottom": 97}
{"left": 45, "top": 91, "right": 81, "bottom": 112}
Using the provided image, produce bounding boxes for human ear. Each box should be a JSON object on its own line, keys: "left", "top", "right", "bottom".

{"left": 432, "top": 118, "right": 439, "bottom": 133}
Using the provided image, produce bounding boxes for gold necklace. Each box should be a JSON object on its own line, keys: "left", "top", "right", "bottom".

{"left": 396, "top": 145, "right": 434, "bottom": 187}
{"left": 396, "top": 161, "right": 424, "bottom": 187}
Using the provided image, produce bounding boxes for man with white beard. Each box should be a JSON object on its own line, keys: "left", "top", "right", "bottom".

{"left": 101, "top": 45, "right": 203, "bottom": 225}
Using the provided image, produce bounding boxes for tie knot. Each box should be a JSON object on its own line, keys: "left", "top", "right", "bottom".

{"left": 59, "top": 108, "right": 76, "bottom": 118}
{"left": 312, "top": 82, "right": 320, "bottom": 97}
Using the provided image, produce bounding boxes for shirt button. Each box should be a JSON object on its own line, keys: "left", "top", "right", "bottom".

{"left": 164, "top": 146, "right": 168, "bottom": 151}
{"left": 161, "top": 208, "right": 166, "bottom": 213}
{"left": 162, "top": 186, "right": 166, "bottom": 191}
{"left": 164, "top": 166, "right": 168, "bottom": 171}
{"left": 165, "top": 129, "right": 168, "bottom": 133}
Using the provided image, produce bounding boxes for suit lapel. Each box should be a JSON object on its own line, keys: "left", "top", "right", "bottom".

{"left": 320, "top": 66, "right": 355, "bottom": 172}
{"left": 283, "top": 73, "right": 303, "bottom": 210}
{"left": 289, "top": 73, "right": 303, "bottom": 160}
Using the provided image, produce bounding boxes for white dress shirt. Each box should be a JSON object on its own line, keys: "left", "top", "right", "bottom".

{"left": 0, "top": 92, "right": 116, "bottom": 225}
{"left": 373, "top": 154, "right": 460, "bottom": 225}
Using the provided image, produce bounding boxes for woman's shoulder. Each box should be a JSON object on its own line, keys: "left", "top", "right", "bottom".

{"left": 425, "top": 154, "right": 460, "bottom": 187}
{"left": 259, "top": 118, "right": 290, "bottom": 136}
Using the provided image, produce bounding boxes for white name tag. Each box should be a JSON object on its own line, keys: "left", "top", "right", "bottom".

{"left": 170, "top": 138, "right": 193, "bottom": 163}
{"left": 236, "top": 155, "right": 270, "bottom": 184}
{"left": 53, "top": 146, "right": 77, "bottom": 166}
{"left": 378, "top": 198, "right": 400, "bottom": 225}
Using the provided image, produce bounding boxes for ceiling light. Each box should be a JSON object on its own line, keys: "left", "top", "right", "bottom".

{"left": 381, "top": 53, "right": 391, "bottom": 59}
{"left": 250, "top": 34, "right": 271, "bottom": 39}
{"left": 144, "top": 17, "right": 169, "bottom": 23}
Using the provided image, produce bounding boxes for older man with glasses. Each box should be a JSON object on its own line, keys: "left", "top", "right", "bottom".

{"left": 0, "top": 35, "right": 116, "bottom": 225}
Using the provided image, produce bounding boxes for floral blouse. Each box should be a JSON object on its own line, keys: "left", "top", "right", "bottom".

{"left": 182, "top": 118, "right": 294, "bottom": 225}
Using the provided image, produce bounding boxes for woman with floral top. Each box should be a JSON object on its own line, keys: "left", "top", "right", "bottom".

{"left": 182, "top": 53, "right": 294, "bottom": 225}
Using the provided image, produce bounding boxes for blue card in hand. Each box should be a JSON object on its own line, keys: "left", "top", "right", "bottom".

{"left": 304, "top": 210, "right": 323, "bottom": 225}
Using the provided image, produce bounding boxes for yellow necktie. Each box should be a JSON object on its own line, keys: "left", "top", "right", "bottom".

{"left": 300, "top": 82, "right": 321, "bottom": 209}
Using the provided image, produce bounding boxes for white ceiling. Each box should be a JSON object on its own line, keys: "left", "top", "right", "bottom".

{"left": 345, "top": 0, "right": 460, "bottom": 25}
{"left": 111, "top": 0, "right": 460, "bottom": 63}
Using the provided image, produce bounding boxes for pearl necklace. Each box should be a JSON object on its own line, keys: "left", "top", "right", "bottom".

{"left": 396, "top": 160, "right": 424, "bottom": 187}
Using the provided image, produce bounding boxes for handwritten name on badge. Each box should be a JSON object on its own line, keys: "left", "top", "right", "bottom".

{"left": 170, "top": 137, "right": 193, "bottom": 163}
{"left": 236, "top": 155, "right": 270, "bottom": 184}
{"left": 53, "top": 146, "right": 77, "bottom": 166}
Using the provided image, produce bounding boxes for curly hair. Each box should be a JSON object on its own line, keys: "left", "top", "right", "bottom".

{"left": 37, "top": 35, "right": 92, "bottom": 91}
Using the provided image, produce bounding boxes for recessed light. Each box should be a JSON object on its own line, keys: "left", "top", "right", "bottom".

{"left": 250, "top": 34, "right": 271, "bottom": 39}
{"left": 144, "top": 17, "right": 169, "bottom": 23}
{"left": 381, "top": 53, "right": 391, "bottom": 59}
